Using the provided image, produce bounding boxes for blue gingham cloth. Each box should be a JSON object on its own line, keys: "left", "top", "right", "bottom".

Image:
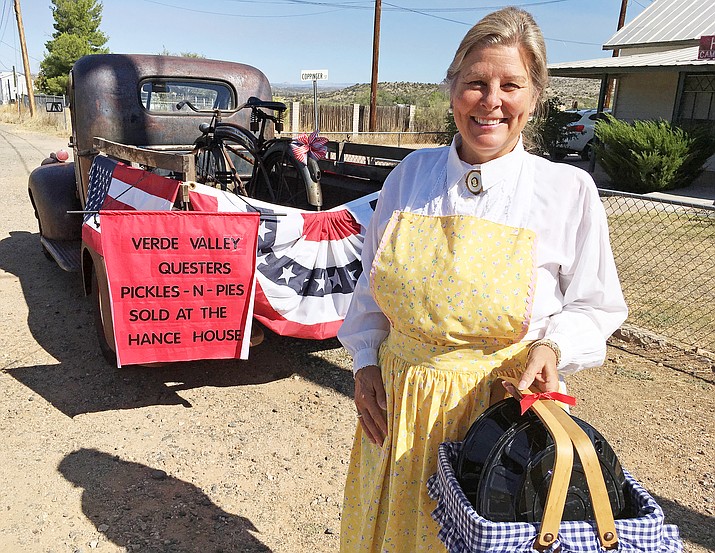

{"left": 426, "top": 442, "right": 683, "bottom": 553}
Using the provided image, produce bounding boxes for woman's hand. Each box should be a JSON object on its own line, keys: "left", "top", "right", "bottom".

{"left": 354, "top": 365, "right": 388, "bottom": 446}
{"left": 518, "top": 345, "right": 560, "bottom": 392}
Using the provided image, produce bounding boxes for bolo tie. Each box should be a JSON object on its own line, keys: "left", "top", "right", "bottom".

{"left": 465, "top": 169, "right": 483, "bottom": 195}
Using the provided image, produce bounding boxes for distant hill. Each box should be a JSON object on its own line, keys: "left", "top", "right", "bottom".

{"left": 273, "top": 76, "right": 601, "bottom": 109}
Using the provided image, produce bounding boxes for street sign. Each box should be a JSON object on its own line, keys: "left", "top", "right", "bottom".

{"left": 46, "top": 101, "right": 63, "bottom": 112}
{"left": 300, "top": 70, "right": 328, "bottom": 82}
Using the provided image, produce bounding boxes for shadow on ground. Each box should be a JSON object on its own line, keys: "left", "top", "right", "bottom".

{"left": 655, "top": 494, "right": 715, "bottom": 551}
{"left": 1, "top": 231, "right": 354, "bottom": 417}
{"left": 59, "top": 448, "right": 272, "bottom": 552}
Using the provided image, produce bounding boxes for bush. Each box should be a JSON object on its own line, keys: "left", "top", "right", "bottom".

{"left": 528, "top": 96, "right": 579, "bottom": 157}
{"left": 594, "top": 116, "right": 715, "bottom": 193}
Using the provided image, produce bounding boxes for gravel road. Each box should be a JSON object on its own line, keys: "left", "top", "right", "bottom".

{"left": 0, "top": 123, "right": 712, "bottom": 553}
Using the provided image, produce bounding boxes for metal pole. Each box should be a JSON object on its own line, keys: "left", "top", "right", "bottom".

{"left": 313, "top": 79, "right": 319, "bottom": 133}
{"left": 369, "top": 0, "right": 381, "bottom": 132}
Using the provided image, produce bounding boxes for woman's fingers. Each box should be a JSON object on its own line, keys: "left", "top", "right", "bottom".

{"left": 519, "top": 345, "right": 559, "bottom": 392}
{"left": 354, "top": 365, "right": 388, "bottom": 445}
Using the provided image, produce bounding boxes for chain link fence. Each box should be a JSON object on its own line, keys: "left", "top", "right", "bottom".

{"left": 600, "top": 190, "right": 715, "bottom": 354}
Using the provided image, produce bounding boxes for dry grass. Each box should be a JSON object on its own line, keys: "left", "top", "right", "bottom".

{"left": 605, "top": 197, "right": 715, "bottom": 352}
{"left": 0, "top": 104, "right": 71, "bottom": 137}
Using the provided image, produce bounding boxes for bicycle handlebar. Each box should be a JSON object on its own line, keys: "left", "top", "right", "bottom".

{"left": 175, "top": 98, "right": 285, "bottom": 119}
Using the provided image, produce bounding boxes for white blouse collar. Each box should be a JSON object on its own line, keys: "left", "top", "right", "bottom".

{"left": 446, "top": 134, "right": 526, "bottom": 193}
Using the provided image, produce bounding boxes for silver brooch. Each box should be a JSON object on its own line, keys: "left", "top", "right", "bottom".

{"left": 465, "top": 170, "right": 483, "bottom": 195}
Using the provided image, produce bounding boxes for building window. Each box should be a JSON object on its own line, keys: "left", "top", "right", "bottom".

{"left": 676, "top": 74, "right": 715, "bottom": 133}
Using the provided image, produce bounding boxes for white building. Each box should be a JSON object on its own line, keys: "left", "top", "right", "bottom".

{"left": 549, "top": 0, "right": 715, "bottom": 174}
{"left": 0, "top": 70, "right": 29, "bottom": 104}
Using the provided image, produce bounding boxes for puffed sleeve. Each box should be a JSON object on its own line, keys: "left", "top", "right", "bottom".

{"left": 544, "top": 183, "right": 628, "bottom": 375}
{"left": 337, "top": 168, "right": 400, "bottom": 374}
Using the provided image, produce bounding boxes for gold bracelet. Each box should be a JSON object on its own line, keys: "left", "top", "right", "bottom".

{"left": 528, "top": 339, "right": 562, "bottom": 367}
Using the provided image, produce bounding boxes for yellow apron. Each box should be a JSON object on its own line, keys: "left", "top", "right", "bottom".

{"left": 341, "top": 212, "right": 537, "bottom": 552}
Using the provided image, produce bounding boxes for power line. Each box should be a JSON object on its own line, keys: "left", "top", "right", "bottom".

{"left": 142, "top": 0, "right": 346, "bottom": 17}
{"left": 140, "top": 0, "right": 604, "bottom": 47}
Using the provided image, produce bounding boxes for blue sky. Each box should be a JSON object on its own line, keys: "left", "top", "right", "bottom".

{"left": 1, "top": 0, "right": 650, "bottom": 86}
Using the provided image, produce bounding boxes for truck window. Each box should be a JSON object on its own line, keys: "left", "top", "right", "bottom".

{"left": 140, "top": 79, "right": 235, "bottom": 112}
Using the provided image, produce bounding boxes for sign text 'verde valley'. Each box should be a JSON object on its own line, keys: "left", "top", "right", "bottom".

{"left": 99, "top": 211, "right": 260, "bottom": 366}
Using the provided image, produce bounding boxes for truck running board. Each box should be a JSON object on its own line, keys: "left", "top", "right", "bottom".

{"left": 41, "top": 237, "right": 81, "bottom": 272}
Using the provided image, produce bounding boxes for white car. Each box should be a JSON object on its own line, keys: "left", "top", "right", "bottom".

{"left": 556, "top": 108, "right": 611, "bottom": 161}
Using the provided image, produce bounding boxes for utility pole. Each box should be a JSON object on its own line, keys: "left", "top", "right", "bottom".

{"left": 604, "top": 0, "right": 628, "bottom": 108}
{"left": 13, "top": 0, "right": 35, "bottom": 117}
{"left": 369, "top": 0, "right": 381, "bottom": 132}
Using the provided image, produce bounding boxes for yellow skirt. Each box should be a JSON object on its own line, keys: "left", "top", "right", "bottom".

{"left": 339, "top": 344, "right": 526, "bottom": 552}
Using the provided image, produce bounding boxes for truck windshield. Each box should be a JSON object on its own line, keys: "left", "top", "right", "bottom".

{"left": 140, "top": 79, "right": 235, "bottom": 112}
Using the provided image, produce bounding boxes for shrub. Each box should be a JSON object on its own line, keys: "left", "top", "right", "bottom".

{"left": 594, "top": 116, "right": 715, "bottom": 193}
{"left": 528, "top": 96, "right": 579, "bottom": 157}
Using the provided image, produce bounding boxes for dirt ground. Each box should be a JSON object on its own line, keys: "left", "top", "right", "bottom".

{"left": 0, "top": 123, "right": 713, "bottom": 553}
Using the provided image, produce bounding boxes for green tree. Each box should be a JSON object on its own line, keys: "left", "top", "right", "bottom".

{"left": 36, "top": 0, "right": 109, "bottom": 95}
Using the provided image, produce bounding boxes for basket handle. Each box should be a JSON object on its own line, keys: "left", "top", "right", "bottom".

{"left": 542, "top": 399, "right": 619, "bottom": 549}
{"left": 499, "top": 377, "right": 619, "bottom": 550}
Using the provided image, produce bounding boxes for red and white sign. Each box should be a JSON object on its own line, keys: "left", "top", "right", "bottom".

{"left": 100, "top": 211, "right": 260, "bottom": 366}
{"left": 698, "top": 35, "right": 715, "bottom": 60}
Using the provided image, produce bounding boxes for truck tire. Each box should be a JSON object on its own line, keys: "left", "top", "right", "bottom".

{"left": 91, "top": 265, "right": 117, "bottom": 366}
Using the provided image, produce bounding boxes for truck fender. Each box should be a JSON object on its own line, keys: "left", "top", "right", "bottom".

{"left": 27, "top": 162, "right": 82, "bottom": 242}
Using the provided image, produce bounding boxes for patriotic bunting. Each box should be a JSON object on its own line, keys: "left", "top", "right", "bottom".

{"left": 82, "top": 155, "right": 377, "bottom": 341}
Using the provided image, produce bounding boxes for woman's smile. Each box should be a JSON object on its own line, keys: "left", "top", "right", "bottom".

{"left": 451, "top": 44, "right": 536, "bottom": 165}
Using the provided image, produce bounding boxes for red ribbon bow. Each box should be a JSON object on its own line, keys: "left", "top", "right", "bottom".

{"left": 519, "top": 391, "right": 577, "bottom": 415}
{"left": 291, "top": 131, "right": 328, "bottom": 165}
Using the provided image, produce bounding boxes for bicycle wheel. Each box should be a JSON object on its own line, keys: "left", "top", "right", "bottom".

{"left": 194, "top": 144, "right": 232, "bottom": 191}
{"left": 257, "top": 150, "right": 316, "bottom": 209}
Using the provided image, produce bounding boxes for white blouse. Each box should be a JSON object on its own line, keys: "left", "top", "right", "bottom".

{"left": 337, "top": 136, "right": 628, "bottom": 376}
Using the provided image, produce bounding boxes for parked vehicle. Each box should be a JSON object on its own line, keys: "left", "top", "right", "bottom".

{"left": 26, "top": 53, "right": 411, "bottom": 364}
{"left": 26, "top": 54, "right": 286, "bottom": 361}
{"left": 554, "top": 108, "right": 611, "bottom": 161}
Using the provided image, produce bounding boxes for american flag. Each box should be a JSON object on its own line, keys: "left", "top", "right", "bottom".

{"left": 82, "top": 156, "right": 181, "bottom": 256}
{"left": 188, "top": 184, "right": 377, "bottom": 339}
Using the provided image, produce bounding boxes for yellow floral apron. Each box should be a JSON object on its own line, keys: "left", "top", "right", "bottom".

{"left": 340, "top": 211, "right": 537, "bottom": 552}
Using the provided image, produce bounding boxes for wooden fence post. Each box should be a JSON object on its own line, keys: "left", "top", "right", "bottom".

{"left": 352, "top": 103, "right": 360, "bottom": 140}
{"left": 292, "top": 101, "right": 300, "bottom": 133}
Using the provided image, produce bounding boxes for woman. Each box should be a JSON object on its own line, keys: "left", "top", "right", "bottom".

{"left": 337, "top": 7, "right": 627, "bottom": 552}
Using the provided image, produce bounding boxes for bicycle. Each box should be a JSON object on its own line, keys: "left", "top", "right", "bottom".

{"left": 176, "top": 97, "right": 323, "bottom": 210}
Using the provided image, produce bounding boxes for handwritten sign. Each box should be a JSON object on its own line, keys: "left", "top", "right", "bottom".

{"left": 100, "top": 211, "right": 260, "bottom": 366}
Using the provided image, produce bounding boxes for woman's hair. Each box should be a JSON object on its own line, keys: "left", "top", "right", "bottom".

{"left": 445, "top": 7, "right": 548, "bottom": 111}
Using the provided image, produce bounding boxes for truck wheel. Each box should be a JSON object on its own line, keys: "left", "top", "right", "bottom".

{"left": 91, "top": 266, "right": 117, "bottom": 366}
